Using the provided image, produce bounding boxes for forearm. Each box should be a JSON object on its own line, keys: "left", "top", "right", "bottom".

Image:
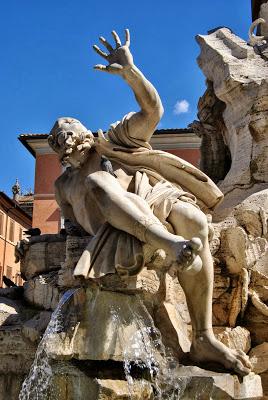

{"left": 122, "top": 65, "right": 163, "bottom": 121}
{"left": 93, "top": 30, "right": 164, "bottom": 141}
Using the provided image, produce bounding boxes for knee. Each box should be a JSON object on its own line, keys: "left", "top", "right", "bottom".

{"left": 179, "top": 207, "right": 208, "bottom": 242}
{"left": 190, "top": 210, "right": 209, "bottom": 241}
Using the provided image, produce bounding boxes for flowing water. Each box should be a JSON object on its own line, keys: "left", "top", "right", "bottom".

{"left": 19, "top": 289, "right": 77, "bottom": 400}
{"left": 19, "top": 288, "right": 186, "bottom": 399}
{"left": 110, "top": 296, "right": 185, "bottom": 399}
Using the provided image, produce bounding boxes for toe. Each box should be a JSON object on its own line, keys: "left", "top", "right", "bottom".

{"left": 221, "top": 351, "right": 251, "bottom": 377}
{"left": 235, "top": 350, "right": 252, "bottom": 370}
{"left": 233, "top": 359, "right": 251, "bottom": 377}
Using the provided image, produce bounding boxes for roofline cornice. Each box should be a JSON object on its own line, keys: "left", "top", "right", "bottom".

{"left": 19, "top": 130, "right": 200, "bottom": 156}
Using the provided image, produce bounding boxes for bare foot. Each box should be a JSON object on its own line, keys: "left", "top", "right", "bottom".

{"left": 170, "top": 237, "right": 203, "bottom": 273}
{"left": 190, "top": 330, "right": 252, "bottom": 376}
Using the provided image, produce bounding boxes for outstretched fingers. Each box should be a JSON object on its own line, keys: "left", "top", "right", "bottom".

{"left": 94, "top": 64, "right": 107, "bottom": 72}
{"left": 125, "top": 29, "right": 130, "bottom": 47}
{"left": 94, "top": 63, "right": 123, "bottom": 74}
{"left": 93, "top": 45, "right": 108, "bottom": 59}
{"left": 99, "top": 36, "right": 113, "bottom": 52}
{"left": 112, "top": 30, "right": 121, "bottom": 47}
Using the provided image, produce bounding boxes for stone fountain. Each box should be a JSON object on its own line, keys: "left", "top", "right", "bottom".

{"left": 1, "top": 15, "right": 268, "bottom": 399}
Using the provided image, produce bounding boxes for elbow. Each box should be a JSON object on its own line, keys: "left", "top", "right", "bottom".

{"left": 146, "top": 99, "right": 164, "bottom": 121}
{"left": 158, "top": 101, "right": 164, "bottom": 119}
{"left": 153, "top": 99, "right": 164, "bottom": 122}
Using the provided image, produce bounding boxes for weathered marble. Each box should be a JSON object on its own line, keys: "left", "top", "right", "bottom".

{"left": 48, "top": 362, "right": 153, "bottom": 400}
{"left": 214, "top": 326, "right": 251, "bottom": 354}
{"left": 22, "top": 311, "right": 52, "bottom": 343}
{"left": 249, "top": 342, "right": 268, "bottom": 373}
{"left": 45, "top": 287, "right": 164, "bottom": 363}
{"left": 194, "top": 28, "right": 268, "bottom": 213}
{"left": 19, "top": 237, "right": 66, "bottom": 280}
{"left": 23, "top": 272, "right": 60, "bottom": 311}
{"left": 176, "top": 366, "right": 263, "bottom": 400}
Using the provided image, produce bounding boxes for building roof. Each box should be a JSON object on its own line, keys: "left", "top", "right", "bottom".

{"left": 19, "top": 127, "right": 197, "bottom": 157}
{"left": 19, "top": 134, "right": 49, "bottom": 157}
{"left": 0, "top": 192, "right": 32, "bottom": 226}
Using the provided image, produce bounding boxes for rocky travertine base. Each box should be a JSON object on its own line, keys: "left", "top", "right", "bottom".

{"left": 45, "top": 287, "right": 164, "bottom": 363}
{"left": 2, "top": 232, "right": 267, "bottom": 398}
{"left": 176, "top": 367, "right": 262, "bottom": 400}
{"left": 0, "top": 326, "right": 37, "bottom": 400}
{"left": 48, "top": 362, "right": 153, "bottom": 400}
{"left": 42, "top": 362, "right": 264, "bottom": 400}
{"left": 194, "top": 28, "right": 268, "bottom": 204}
{"left": 0, "top": 375, "right": 26, "bottom": 400}
{"left": 189, "top": 26, "right": 268, "bottom": 397}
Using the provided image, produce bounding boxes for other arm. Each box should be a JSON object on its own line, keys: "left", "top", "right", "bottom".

{"left": 93, "top": 29, "right": 163, "bottom": 143}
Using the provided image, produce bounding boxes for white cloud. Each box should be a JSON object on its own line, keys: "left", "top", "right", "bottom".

{"left": 173, "top": 99, "right": 190, "bottom": 115}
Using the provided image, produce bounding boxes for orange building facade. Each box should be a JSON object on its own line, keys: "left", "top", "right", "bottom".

{"left": 0, "top": 192, "right": 32, "bottom": 287}
{"left": 19, "top": 129, "right": 200, "bottom": 234}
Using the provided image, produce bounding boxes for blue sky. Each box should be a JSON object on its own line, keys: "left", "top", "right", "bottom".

{"left": 0, "top": 0, "right": 251, "bottom": 196}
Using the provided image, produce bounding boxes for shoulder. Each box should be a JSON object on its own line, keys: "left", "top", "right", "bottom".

{"left": 55, "top": 168, "right": 73, "bottom": 192}
{"left": 106, "top": 112, "right": 135, "bottom": 145}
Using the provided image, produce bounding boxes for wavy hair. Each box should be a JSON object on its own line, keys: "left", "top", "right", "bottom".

{"left": 48, "top": 117, "right": 94, "bottom": 165}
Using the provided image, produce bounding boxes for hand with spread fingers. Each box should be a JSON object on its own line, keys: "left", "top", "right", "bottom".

{"left": 93, "top": 29, "right": 133, "bottom": 74}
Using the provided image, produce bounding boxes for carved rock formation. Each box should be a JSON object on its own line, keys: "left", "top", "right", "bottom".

{"left": 1, "top": 234, "right": 264, "bottom": 399}
{"left": 193, "top": 27, "right": 268, "bottom": 214}
{"left": 193, "top": 22, "right": 268, "bottom": 396}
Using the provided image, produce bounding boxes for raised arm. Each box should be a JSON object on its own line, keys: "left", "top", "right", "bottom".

{"left": 93, "top": 29, "right": 164, "bottom": 143}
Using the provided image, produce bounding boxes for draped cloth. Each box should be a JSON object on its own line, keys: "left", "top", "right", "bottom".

{"left": 73, "top": 113, "right": 224, "bottom": 280}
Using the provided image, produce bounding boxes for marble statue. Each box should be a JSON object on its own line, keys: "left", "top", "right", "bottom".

{"left": 48, "top": 30, "right": 252, "bottom": 376}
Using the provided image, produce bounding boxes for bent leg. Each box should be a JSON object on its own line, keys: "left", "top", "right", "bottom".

{"left": 168, "top": 202, "right": 252, "bottom": 376}
{"left": 86, "top": 171, "right": 200, "bottom": 264}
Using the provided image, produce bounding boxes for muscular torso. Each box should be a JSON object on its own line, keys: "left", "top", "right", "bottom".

{"left": 55, "top": 149, "right": 134, "bottom": 235}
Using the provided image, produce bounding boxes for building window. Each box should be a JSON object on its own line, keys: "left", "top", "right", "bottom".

{"left": 19, "top": 227, "right": 23, "bottom": 241}
{"left": 9, "top": 219, "right": 15, "bottom": 242}
{"left": 6, "top": 266, "right": 12, "bottom": 279}
{"left": 0, "top": 212, "right": 3, "bottom": 236}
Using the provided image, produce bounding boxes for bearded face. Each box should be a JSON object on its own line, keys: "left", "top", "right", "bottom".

{"left": 48, "top": 117, "right": 95, "bottom": 166}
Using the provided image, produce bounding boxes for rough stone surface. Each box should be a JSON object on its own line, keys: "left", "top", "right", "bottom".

{"left": 260, "top": 370, "right": 268, "bottom": 396}
{"left": 194, "top": 28, "right": 268, "bottom": 215}
{"left": 22, "top": 311, "right": 52, "bottom": 343}
{"left": 46, "top": 287, "right": 163, "bottom": 363}
{"left": 21, "top": 239, "right": 66, "bottom": 280}
{"left": 58, "top": 236, "right": 92, "bottom": 288}
{"left": 0, "top": 327, "right": 36, "bottom": 374}
{"left": 48, "top": 362, "right": 153, "bottom": 400}
{"left": 177, "top": 366, "right": 263, "bottom": 399}
{"left": 234, "top": 190, "right": 268, "bottom": 238}
{"left": 250, "top": 270, "right": 268, "bottom": 302}
{"left": 249, "top": 342, "right": 268, "bottom": 374}
{"left": 214, "top": 326, "right": 251, "bottom": 354}
{"left": 220, "top": 226, "right": 267, "bottom": 274}
{"left": 0, "top": 375, "right": 26, "bottom": 400}
{"left": 0, "top": 297, "right": 21, "bottom": 326}
{"left": 23, "top": 272, "right": 60, "bottom": 311}
{"left": 245, "top": 304, "right": 268, "bottom": 345}
{"left": 154, "top": 301, "right": 191, "bottom": 356}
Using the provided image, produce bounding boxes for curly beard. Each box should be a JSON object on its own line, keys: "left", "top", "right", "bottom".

{"left": 61, "top": 135, "right": 95, "bottom": 167}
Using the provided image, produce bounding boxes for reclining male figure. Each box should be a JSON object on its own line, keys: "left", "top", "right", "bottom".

{"left": 48, "top": 30, "right": 252, "bottom": 376}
